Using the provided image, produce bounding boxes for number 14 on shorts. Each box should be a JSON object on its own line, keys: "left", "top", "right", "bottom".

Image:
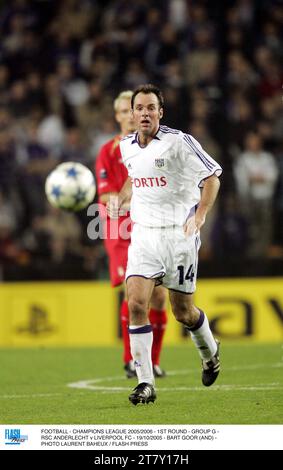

{"left": 177, "top": 264, "right": 195, "bottom": 284}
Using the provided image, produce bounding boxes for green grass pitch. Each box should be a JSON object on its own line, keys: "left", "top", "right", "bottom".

{"left": 0, "top": 342, "right": 282, "bottom": 424}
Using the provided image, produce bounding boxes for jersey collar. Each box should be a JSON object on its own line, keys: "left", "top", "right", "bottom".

{"left": 131, "top": 127, "right": 161, "bottom": 147}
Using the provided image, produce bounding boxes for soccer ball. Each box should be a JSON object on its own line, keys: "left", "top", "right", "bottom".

{"left": 45, "top": 162, "right": 96, "bottom": 211}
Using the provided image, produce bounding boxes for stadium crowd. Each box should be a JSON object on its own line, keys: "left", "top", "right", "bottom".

{"left": 0, "top": 0, "right": 282, "bottom": 281}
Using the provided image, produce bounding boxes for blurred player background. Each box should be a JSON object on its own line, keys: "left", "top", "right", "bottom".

{"left": 0, "top": 0, "right": 282, "bottom": 424}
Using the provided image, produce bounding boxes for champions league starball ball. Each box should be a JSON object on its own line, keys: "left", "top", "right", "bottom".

{"left": 45, "top": 162, "right": 96, "bottom": 211}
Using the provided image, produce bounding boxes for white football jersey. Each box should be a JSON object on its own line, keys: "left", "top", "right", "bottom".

{"left": 120, "top": 125, "right": 222, "bottom": 227}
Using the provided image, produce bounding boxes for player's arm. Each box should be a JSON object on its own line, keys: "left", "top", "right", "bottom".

{"left": 195, "top": 174, "right": 220, "bottom": 228}
{"left": 99, "top": 192, "right": 118, "bottom": 204}
{"left": 119, "top": 176, "right": 132, "bottom": 205}
{"left": 107, "top": 177, "right": 132, "bottom": 218}
{"left": 184, "top": 175, "right": 220, "bottom": 236}
{"left": 101, "top": 190, "right": 131, "bottom": 215}
{"left": 181, "top": 133, "right": 222, "bottom": 236}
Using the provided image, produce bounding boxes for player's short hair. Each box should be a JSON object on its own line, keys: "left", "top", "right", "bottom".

{"left": 114, "top": 90, "right": 133, "bottom": 111}
{"left": 131, "top": 84, "right": 164, "bottom": 110}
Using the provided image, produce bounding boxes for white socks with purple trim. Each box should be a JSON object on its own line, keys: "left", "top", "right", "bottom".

{"left": 187, "top": 310, "right": 218, "bottom": 361}
{"left": 128, "top": 324, "right": 154, "bottom": 385}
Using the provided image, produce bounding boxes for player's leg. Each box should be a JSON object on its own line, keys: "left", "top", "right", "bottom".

{"left": 149, "top": 285, "right": 167, "bottom": 377}
{"left": 169, "top": 290, "right": 220, "bottom": 386}
{"left": 120, "top": 288, "right": 136, "bottom": 378}
{"left": 127, "top": 275, "right": 157, "bottom": 404}
{"left": 122, "top": 283, "right": 168, "bottom": 379}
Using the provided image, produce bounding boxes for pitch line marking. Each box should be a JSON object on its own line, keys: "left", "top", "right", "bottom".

{"left": 0, "top": 392, "right": 63, "bottom": 399}
{"left": 67, "top": 380, "right": 282, "bottom": 393}
{"left": 0, "top": 383, "right": 282, "bottom": 399}
{"left": 0, "top": 363, "right": 281, "bottom": 399}
{"left": 67, "top": 361, "right": 283, "bottom": 393}
{"left": 67, "top": 362, "right": 283, "bottom": 392}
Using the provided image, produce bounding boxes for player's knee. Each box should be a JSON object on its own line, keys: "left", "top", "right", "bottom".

{"left": 171, "top": 302, "right": 197, "bottom": 327}
{"left": 128, "top": 298, "right": 148, "bottom": 324}
{"left": 174, "top": 308, "right": 191, "bottom": 325}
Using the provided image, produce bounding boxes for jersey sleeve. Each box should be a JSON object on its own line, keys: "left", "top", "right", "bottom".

{"left": 95, "top": 144, "right": 119, "bottom": 196}
{"left": 119, "top": 139, "right": 128, "bottom": 167}
{"left": 119, "top": 136, "right": 133, "bottom": 174}
{"left": 181, "top": 133, "right": 222, "bottom": 187}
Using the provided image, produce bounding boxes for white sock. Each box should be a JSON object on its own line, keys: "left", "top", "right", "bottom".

{"left": 188, "top": 310, "right": 217, "bottom": 361}
{"left": 129, "top": 324, "right": 154, "bottom": 385}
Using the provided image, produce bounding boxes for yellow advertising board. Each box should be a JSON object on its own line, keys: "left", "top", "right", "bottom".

{"left": 0, "top": 282, "right": 117, "bottom": 347}
{"left": 0, "top": 278, "right": 282, "bottom": 347}
{"left": 194, "top": 278, "right": 283, "bottom": 343}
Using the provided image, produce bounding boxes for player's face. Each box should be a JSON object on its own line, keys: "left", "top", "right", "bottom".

{"left": 132, "top": 92, "right": 163, "bottom": 136}
{"left": 115, "top": 98, "right": 136, "bottom": 135}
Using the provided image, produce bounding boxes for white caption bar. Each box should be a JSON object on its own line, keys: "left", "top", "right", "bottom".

{"left": 0, "top": 425, "right": 282, "bottom": 450}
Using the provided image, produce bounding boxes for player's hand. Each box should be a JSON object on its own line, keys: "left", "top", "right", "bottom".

{"left": 106, "top": 196, "right": 120, "bottom": 219}
{"left": 184, "top": 212, "right": 206, "bottom": 237}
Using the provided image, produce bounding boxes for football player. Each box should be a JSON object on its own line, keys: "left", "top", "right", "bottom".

{"left": 108, "top": 84, "right": 222, "bottom": 405}
{"left": 95, "top": 91, "right": 167, "bottom": 379}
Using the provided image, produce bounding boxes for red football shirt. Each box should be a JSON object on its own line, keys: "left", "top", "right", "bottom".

{"left": 96, "top": 135, "right": 129, "bottom": 197}
{"left": 95, "top": 135, "right": 131, "bottom": 286}
{"left": 95, "top": 135, "right": 131, "bottom": 245}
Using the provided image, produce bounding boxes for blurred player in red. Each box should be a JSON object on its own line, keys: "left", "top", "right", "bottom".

{"left": 95, "top": 91, "right": 167, "bottom": 378}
